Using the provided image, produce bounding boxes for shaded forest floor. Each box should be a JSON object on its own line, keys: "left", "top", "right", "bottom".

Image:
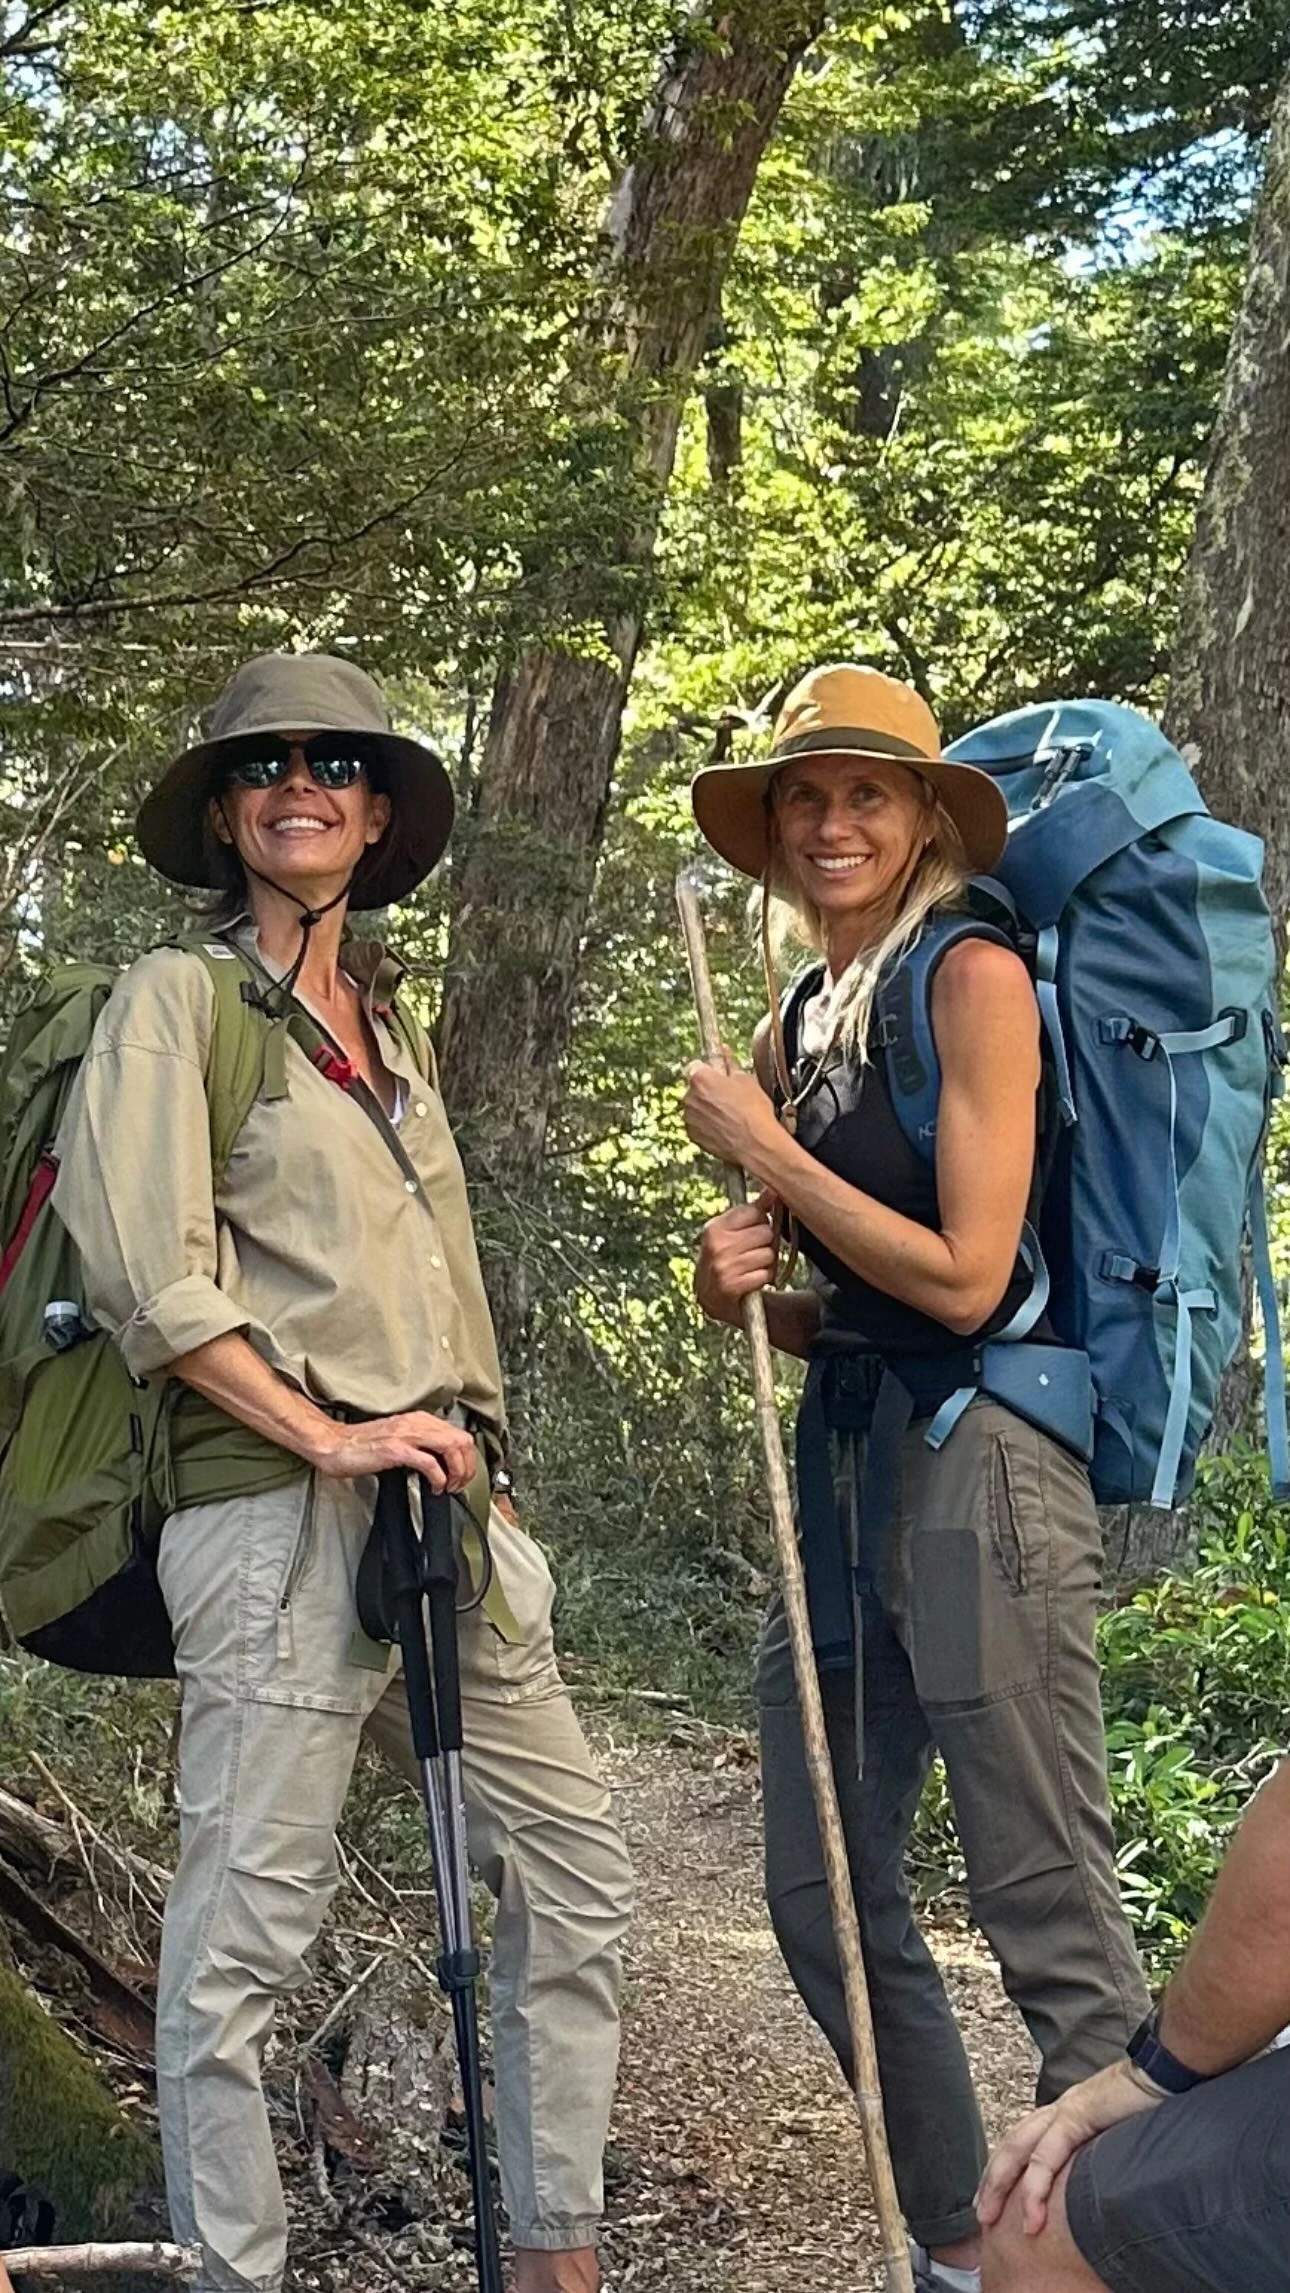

{"left": 288, "top": 1722, "right": 1037, "bottom": 2293}
{"left": 2, "top": 1703, "right": 1038, "bottom": 2293}
{"left": 592, "top": 1729, "right": 1034, "bottom": 2293}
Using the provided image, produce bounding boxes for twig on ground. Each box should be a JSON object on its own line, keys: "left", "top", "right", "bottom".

{"left": 26, "top": 1755, "right": 170, "bottom": 1917}
{"left": 27, "top": 1754, "right": 110, "bottom": 1929}
{"left": 0, "top": 1859, "right": 155, "bottom": 2056}
{"left": 0, "top": 2242, "right": 200, "bottom": 2279}
{"left": 335, "top": 1837, "right": 407, "bottom": 1930}
{"left": 302, "top": 1947, "right": 391, "bottom": 2054}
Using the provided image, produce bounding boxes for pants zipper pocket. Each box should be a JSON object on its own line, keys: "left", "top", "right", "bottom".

{"left": 276, "top": 1478, "right": 317, "bottom": 1657}
{"left": 989, "top": 1438, "right": 1028, "bottom": 1594}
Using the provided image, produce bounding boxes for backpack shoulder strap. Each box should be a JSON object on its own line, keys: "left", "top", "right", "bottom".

{"left": 875, "top": 910, "right": 1017, "bottom": 1168}
{"left": 176, "top": 938, "right": 282, "bottom": 1189}
{"left": 388, "top": 996, "right": 437, "bottom": 1089}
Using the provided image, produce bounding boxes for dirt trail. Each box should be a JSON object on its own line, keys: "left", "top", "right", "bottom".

{"left": 596, "top": 1732, "right": 1037, "bottom": 2293}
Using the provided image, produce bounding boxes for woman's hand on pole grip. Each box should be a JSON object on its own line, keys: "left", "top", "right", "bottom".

{"left": 311, "top": 1412, "right": 479, "bottom": 1491}
{"left": 694, "top": 1193, "right": 779, "bottom": 1325}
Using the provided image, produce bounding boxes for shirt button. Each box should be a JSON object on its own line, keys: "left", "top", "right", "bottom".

{"left": 440, "top": 1335, "right": 451, "bottom": 1351}
{"left": 414, "top": 1101, "right": 428, "bottom": 1119}
{"left": 404, "top": 1179, "right": 417, "bottom": 1195}
{"left": 430, "top": 1254, "right": 442, "bottom": 1269}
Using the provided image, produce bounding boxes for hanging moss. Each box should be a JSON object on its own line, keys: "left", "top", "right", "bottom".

{"left": 0, "top": 1960, "right": 160, "bottom": 2242}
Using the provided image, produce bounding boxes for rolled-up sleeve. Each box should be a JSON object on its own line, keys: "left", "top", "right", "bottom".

{"left": 51, "top": 950, "right": 250, "bottom": 1378}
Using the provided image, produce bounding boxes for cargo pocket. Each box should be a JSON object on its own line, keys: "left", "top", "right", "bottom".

{"left": 906, "top": 1401, "right": 1049, "bottom": 1708}
{"left": 468, "top": 1507, "right": 562, "bottom": 1702}
{"left": 989, "top": 1437, "right": 1028, "bottom": 1594}
{"left": 240, "top": 1478, "right": 377, "bottom": 1715}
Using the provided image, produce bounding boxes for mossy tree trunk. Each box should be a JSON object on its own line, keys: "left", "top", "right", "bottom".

{"left": 0, "top": 1954, "right": 160, "bottom": 2244}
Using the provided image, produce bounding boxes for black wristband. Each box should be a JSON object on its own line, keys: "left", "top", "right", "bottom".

{"left": 1127, "top": 2003, "right": 1211, "bottom": 2096}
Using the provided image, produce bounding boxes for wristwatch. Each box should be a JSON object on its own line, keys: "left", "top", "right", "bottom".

{"left": 1127, "top": 2002, "right": 1210, "bottom": 2095}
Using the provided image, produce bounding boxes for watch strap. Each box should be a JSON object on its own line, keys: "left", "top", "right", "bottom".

{"left": 1127, "top": 2004, "right": 1209, "bottom": 2096}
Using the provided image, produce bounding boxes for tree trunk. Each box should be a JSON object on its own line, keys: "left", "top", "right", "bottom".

{"left": 1130, "top": 66, "right": 1290, "bottom": 1575}
{"left": 437, "top": 2, "right": 825, "bottom": 1400}
{"left": 1165, "top": 67, "right": 1290, "bottom": 932}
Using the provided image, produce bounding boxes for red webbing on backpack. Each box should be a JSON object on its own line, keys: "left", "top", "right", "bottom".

{"left": 0, "top": 1151, "right": 58, "bottom": 1297}
{"left": 309, "top": 1045, "right": 358, "bottom": 1091}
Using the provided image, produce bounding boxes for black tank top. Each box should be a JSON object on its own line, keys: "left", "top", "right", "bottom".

{"left": 781, "top": 956, "right": 1044, "bottom": 1355}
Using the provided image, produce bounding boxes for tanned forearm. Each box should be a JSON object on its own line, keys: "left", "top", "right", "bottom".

{"left": 1159, "top": 1757, "right": 1290, "bottom": 2073}
{"left": 169, "top": 1330, "right": 347, "bottom": 1468}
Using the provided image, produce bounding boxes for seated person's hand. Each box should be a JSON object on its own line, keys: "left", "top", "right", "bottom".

{"left": 976, "top": 2059, "right": 1163, "bottom": 2237}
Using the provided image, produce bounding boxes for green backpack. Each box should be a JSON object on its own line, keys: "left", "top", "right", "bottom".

{"left": 0, "top": 935, "right": 431, "bottom": 1677}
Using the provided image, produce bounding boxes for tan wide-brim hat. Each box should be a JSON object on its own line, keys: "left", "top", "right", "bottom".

{"left": 136, "top": 651, "right": 455, "bottom": 910}
{"left": 690, "top": 662, "right": 1008, "bottom": 878}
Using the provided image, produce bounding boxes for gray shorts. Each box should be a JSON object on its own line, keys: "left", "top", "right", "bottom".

{"left": 1066, "top": 2048, "right": 1290, "bottom": 2292}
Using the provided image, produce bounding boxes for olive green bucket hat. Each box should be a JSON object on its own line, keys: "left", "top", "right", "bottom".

{"left": 136, "top": 652, "right": 455, "bottom": 910}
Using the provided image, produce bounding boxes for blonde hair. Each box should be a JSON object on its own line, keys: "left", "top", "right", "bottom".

{"left": 758, "top": 776, "right": 971, "bottom": 1073}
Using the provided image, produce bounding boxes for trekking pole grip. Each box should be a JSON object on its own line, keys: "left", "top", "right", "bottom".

{"left": 419, "top": 1480, "right": 465, "bottom": 1756}
{"left": 675, "top": 869, "right": 914, "bottom": 2293}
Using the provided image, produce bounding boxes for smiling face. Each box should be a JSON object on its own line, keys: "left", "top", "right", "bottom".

{"left": 210, "top": 734, "right": 392, "bottom": 905}
{"left": 770, "top": 752, "right": 932, "bottom": 933}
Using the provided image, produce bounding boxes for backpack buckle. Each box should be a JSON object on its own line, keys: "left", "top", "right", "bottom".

{"left": 312, "top": 1046, "right": 358, "bottom": 1090}
{"left": 1099, "top": 1015, "right": 1159, "bottom": 1060}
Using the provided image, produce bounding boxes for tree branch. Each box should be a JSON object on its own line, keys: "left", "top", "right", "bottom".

{"left": 0, "top": 1, "right": 67, "bottom": 62}
{"left": 0, "top": 2244, "right": 200, "bottom": 2281}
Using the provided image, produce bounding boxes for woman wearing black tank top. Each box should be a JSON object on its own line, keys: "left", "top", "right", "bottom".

{"left": 684, "top": 666, "right": 1146, "bottom": 2293}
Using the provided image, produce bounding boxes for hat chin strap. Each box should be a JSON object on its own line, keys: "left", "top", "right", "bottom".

{"left": 217, "top": 801, "right": 354, "bottom": 1005}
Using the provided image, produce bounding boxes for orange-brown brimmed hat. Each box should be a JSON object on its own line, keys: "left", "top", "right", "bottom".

{"left": 690, "top": 662, "right": 1007, "bottom": 878}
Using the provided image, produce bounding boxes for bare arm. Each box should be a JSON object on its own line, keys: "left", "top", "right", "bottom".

{"left": 171, "top": 1330, "right": 478, "bottom": 1491}
{"left": 686, "top": 940, "right": 1040, "bottom": 1336}
{"left": 978, "top": 1758, "right": 1290, "bottom": 2238}
{"left": 1160, "top": 1754, "right": 1290, "bottom": 2071}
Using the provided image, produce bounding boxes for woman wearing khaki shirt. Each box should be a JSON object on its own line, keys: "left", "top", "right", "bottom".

{"left": 53, "top": 652, "right": 632, "bottom": 2293}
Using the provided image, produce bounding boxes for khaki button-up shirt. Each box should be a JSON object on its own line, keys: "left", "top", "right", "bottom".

{"left": 51, "top": 930, "right": 506, "bottom": 1444}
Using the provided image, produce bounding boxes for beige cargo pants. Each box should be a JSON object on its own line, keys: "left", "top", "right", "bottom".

{"left": 154, "top": 1476, "right": 633, "bottom": 2293}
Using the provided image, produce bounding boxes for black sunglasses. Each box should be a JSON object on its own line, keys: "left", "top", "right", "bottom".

{"left": 216, "top": 733, "right": 382, "bottom": 792}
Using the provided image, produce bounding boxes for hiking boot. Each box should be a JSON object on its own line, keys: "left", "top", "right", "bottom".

{"left": 909, "top": 2245, "right": 981, "bottom": 2293}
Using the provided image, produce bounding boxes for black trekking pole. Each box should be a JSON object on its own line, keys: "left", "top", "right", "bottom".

{"left": 371, "top": 1468, "right": 504, "bottom": 2293}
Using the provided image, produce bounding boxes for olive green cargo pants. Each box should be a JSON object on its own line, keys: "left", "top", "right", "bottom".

{"left": 759, "top": 1398, "right": 1148, "bottom": 2251}
{"left": 155, "top": 1477, "right": 633, "bottom": 2291}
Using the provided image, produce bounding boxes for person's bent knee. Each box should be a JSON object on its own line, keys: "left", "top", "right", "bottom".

{"left": 982, "top": 2169, "right": 1110, "bottom": 2293}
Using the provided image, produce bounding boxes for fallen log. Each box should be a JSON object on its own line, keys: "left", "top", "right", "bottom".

{"left": 0, "top": 1863, "right": 155, "bottom": 2058}
{"left": 0, "top": 2242, "right": 199, "bottom": 2280}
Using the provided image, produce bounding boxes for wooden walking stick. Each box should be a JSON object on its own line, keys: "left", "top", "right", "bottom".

{"left": 676, "top": 869, "right": 915, "bottom": 2293}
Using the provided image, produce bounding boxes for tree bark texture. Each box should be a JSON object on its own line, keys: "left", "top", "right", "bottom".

{"left": 437, "top": 3, "right": 826, "bottom": 1393}
{"left": 1156, "top": 68, "right": 1290, "bottom": 1542}
{"left": 1166, "top": 66, "right": 1290, "bottom": 935}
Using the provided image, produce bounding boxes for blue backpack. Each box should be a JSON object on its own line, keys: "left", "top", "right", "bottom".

{"left": 876, "top": 698, "right": 1286, "bottom": 1510}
